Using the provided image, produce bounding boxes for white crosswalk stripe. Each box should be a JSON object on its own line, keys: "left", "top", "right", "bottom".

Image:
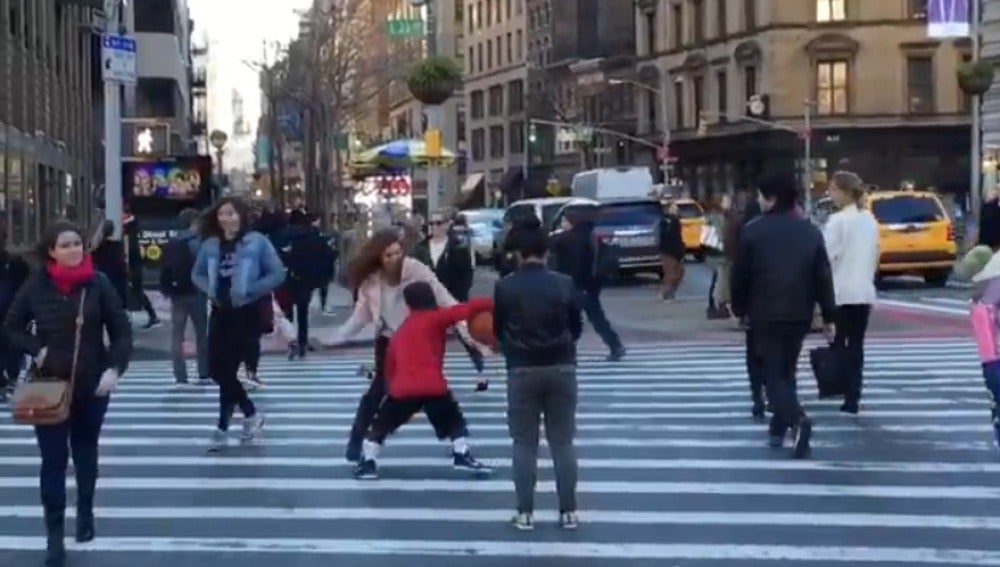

{"left": 0, "top": 338, "right": 999, "bottom": 566}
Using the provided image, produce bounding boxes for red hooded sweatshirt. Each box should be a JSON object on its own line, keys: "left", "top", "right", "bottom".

{"left": 384, "top": 297, "right": 494, "bottom": 399}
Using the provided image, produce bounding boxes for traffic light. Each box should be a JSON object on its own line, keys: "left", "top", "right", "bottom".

{"left": 696, "top": 112, "right": 708, "bottom": 137}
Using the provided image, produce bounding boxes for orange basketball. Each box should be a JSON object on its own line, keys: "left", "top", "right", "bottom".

{"left": 468, "top": 311, "right": 498, "bottom": 349}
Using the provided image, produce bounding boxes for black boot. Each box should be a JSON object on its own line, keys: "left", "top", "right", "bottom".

{"left": 43, "top": 506, "right": 65, "bottom": 567}
{"left": 75, "top": 496, "right": 94, "bottom": 543}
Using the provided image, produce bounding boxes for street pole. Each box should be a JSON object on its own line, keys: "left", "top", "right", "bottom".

{"left": 103, "top": 0, "right": 124, "bottom": 239}
{"left": 972, "top": 0, "right": 983, "bottom": 219}
{"left": 803, "top": 100, "right": 812, "bottom": 215}
{"left": 422, "top": 0, "right": 442, "bottom": 216}
{"left": 659, "top": 85, "right": 671, "bottom": 184}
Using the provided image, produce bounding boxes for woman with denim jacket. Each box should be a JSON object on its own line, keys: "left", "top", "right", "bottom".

{"left": 191, "top": 196, "right": 287, "bottom": 451}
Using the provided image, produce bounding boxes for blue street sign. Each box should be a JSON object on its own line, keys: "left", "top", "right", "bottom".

{"left": 101, "top": 33, "right": 137, "bottom": 84}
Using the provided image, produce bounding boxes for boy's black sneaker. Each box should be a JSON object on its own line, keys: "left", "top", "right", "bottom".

{"left": 453, "top": 452, "right": 492, "bottom": 475}
{"left": 793, "top": 418, "right": 813, "bottom": 459}
{"left": 840, "top": 400, "right": 859, "bottom": 415}
{"left": 352, "top": 459, "right": 379, "bottom": 480}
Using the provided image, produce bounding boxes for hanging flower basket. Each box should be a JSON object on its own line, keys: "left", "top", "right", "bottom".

{"left": 406, "top": 56, "right": 463, "bottom": 106}
{"left": 958, "top": 60, "right": 995, "bottom": 96}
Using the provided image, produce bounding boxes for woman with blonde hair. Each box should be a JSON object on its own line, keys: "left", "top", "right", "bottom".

{"left": 823, "top": 170, "right": 879, "bottom": 415}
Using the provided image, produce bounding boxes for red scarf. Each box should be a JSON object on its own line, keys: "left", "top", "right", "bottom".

{"left": 47, "top": 254, "right": 96, "bottom": 295}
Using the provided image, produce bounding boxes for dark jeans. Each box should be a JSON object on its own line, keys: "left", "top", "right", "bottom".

{"left": 292, "top": 288, "right": 312, "bottom": 351}
{"left": 745, "top": 329, "right": 766, "bottom": 404}
{"left": 578, "top": 289, "right": 622, "bottom": 352}
{"left": 170, "top": 293, "right": 209, "bottom": 382}
{"left": 348, "top": 336, "right": 390, "bottom": 449}
{"left": 208, "top": 305, "right": 258, "bottom": 431}
{"left": 506, "top": 364, "right": 578, "bottom": 514}
{"left": 35, "top": 394, "right": 110, "bottom": 515}
{"left": 752, "top": 322, "right": 810, "bottom": 436}
{"left": 708, "top": 269, "right": 718, "bottom": 310}
{"left": 833, "top": 304, "right": 872, "bottom": 403}
{"left": 367, "top": 392, "right": 468, "bottom": 443}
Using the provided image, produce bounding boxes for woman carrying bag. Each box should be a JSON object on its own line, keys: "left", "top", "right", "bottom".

{"left": 5, "top": 220, "right": 132, "bottom": 567}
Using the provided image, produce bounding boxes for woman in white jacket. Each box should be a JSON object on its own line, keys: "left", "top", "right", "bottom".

{"left": 823, "top": 171, "right": 879, "bottom": 415}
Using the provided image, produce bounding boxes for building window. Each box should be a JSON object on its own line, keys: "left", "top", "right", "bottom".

{"left": 489, "top": 125, "right": 505, "bottom": 158}
{"left": 644, "top": 10, "right": 656, "bottom": 55}
{"left": 457, "top": 108, "right": 467, "bottom": 142}
{"left": 742, "top": 65, "right": 757, "bottom": 103}
{"left": 674, "top": 80, "right": 685, "bottom": 129}
{"left": 471, "top": 90, "right": 485, "bottom": 119}
{"left": 506, "top": 32, "right": 513, "bottom": 62}
{"left": 693, "top": 75, "right": 705, "bottom": 120}
{"left": 816, "top": 0, "right": 845, "bottom": 22}
{"left": 516, "top": 29, "right": 523, "bottom": 59}
{"left": 467, "top": 47, "right": 474, "bottom": 73}
{"left": 672, "top": 4, "right": 683, "bottom": 47}
{"left": 716, "top": 70, "right": 728, "bottom": 116}
{"left": 509, "top": 120, "right": 525, "bottom": 153}
{"left": 471, "top": 128, "right": 486, "bottom": 160}
{"left": 692, "top": 0, "right": 705, "bottom": 43}
{"left": 743, "top": 0, "right": 756, "bottom": 30}
{"left": 716, "top": 0, "right": 727, "bottom": 37}
{"left": 468, "top": 1, "right": 474, "bottom": 33}
{"left": 476, "top": 1, "right": 483, "bottom": 28}
{"left": 815, "top": 60, "right": 849, "bottom": 115}
{"left": 508, "top": 79, "right": 524, "bottom": 112}
{"left": 906, "top": 56, "right": 935, "bottom": 114}
{"left": 907, "top": 0, "right": 926, "bottom": 19}
{"left": 487, "top": 40, "right": 493, "bottom": 68}
{"left": 506, "top": 0, "right": 512, "bottom": 19}
{"left": 488, "top": 85, "right": 504, "bottom": 115}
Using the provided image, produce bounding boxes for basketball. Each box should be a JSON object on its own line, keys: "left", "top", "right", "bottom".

{"left": 468, "top": 311, "right": 498, "bottom": 349}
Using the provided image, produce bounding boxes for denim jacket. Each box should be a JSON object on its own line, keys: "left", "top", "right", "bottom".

{"left": 191, "top": 231, "right": 286, "bottom": 307}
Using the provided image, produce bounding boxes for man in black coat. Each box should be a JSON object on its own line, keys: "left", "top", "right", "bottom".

{"left": 658, "top": 202, "right": 685, "bottom": 300}
{"left": 979, "top": 189, "right": 1000, "bottom": 249}
{"left": 282, "top": 211, "right": 336, "bottom": 358}
{"left": 730, "top": 172, "right": 836, "bottom": 458}
{"left": 411, "top": 210, "right": 474, "bottom": 301}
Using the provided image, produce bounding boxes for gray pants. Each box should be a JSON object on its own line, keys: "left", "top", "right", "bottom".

{"left": 506, "top": 364, "right": 578, "bottom": 514}
{"left": 170, "top": 294, "right": 209, "bottom": 382}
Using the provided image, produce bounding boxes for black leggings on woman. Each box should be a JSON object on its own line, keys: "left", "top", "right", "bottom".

{"left": 347, "top": 336, "right": 390, "bottom": 452}
{"left": 209, "top": 304, "right": 258, "bottom": 431}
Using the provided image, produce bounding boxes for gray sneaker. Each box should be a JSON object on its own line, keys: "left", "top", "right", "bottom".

{"left": 207, "top": 429, "right": 228, "bottom": 452}
{"left": 241, "top": 414, "right": 265, "bottom": 444}
{"left": 510, "top": 512, "right": 534, "bottom": 531}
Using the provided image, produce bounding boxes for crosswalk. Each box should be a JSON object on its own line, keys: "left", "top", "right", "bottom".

{"left": 0, "top": 338, "right": 1000, "bottom": 566}
{"left": 878, "top": 295, "right": 969, "bottom": 317}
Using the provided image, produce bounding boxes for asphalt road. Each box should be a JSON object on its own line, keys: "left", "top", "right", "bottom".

{"left": 0, "top": 337, "right": 997, "bottom": 566}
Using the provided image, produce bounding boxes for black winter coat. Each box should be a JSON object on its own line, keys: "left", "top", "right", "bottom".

{"left": 91, "top": 240, "right": 129, "bottom": 305}
{"left": 412, "top": 236, "right": 474, "bottom": 301}
{"left": 3, "top": 271, "right": 132, "bottom": 396}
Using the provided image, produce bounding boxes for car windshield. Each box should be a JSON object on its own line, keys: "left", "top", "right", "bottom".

{"left": 598, "top": 202, "right": 662, "bottom": 227}
{"left": 674, "top": 202, "right": 703, "bottom": 219}
{"left": 468, "top": 222, "right": 494, "bottom": 236}
{"left": 870, "top": 196, "right": 944, "bottom": 224}
{"left": 541, "top": 204, "right": 565, "bottom": 226}
{"left": 463, "top": 210, "right": 503, "bottom": 225}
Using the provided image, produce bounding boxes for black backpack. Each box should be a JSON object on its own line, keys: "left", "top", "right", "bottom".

{"left": 160, "top": 235, "right": 198, "bottom": 295}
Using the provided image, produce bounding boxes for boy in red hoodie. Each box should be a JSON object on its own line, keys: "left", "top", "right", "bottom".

{"left": 353, "top": 281, "right": 493, "bottom": 480}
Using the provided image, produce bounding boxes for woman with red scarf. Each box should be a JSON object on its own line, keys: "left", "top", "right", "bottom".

{"left": 3, "top": 220, "right": 132, "bottom": 567}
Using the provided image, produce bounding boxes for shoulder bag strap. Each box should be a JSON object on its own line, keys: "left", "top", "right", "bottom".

{"left": 67, "top": 288, "right": 87, "bottom": 390}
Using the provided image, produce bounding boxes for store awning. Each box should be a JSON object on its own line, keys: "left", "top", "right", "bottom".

{"left": 460, "top": 172, "right": 485, "bottom": 194}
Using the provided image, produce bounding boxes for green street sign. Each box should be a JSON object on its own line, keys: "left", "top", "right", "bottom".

{"left": 386, "top": 18, "right": 424, "bottom": 38}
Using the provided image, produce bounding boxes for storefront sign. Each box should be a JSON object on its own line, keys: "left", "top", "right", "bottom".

{"left": 927, "top": 0, "right": 970, "bottom": 38}
{"left": 136, "top": 228, "right": 177, "bottom": 264}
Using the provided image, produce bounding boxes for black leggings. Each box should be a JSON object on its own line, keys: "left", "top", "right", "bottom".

{"left": 209, "top": 305, "right": 258, "bottom": 430}
{"left": 832, "top": 304, "right": 872, "bottom": 403}
{"left": 348, "top": 336, "right": 390, "bottom": 448}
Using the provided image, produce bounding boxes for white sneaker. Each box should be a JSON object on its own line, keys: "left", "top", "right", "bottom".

{"left": 207, "top": 429, "right": 228, "bottom": 452}
{"left": 241, "top": 414, "right": 265, "bottom": 444}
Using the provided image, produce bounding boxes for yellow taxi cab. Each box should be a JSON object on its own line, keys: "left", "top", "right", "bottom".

{"left": 865, "top": 188, "right": 957, "bottom": 287}
{"left": 664, "top": 198, "right": 707, "bottom": 262}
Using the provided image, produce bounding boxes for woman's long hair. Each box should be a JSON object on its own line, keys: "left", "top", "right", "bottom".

{"left": 346, "top": 228, "right": 401, "bottom": 290}
{"left": 200, "top": 196, "right": 251, "bottom": 240}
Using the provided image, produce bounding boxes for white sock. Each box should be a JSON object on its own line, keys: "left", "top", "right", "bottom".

{"left": 362, "top": 439, "right": 381, "bottom": 461}
{"left": 452, "top": 437, "right": 469, "bottom": 455}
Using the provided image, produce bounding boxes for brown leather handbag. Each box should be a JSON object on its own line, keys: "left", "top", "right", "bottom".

{"left": 10, "top": 289, "right": 87, "bottom": 425}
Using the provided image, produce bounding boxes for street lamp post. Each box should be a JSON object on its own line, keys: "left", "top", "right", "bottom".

{"left": 609, "top": 78, "right": 671, "bottom": 183}
{"left": 210, "top": 130, "right": 228, "bottom": 193}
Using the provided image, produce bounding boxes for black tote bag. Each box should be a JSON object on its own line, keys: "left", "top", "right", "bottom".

{"left": 809, "top": 346, "right": 846, "bottom": 399}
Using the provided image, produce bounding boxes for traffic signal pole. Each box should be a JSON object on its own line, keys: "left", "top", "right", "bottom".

{"left": 103, "top": 0, "right": 124, "bottom": 238}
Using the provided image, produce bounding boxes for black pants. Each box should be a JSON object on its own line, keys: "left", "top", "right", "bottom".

{"left": 708, "top": 269, "right": 718, "bottom": 310}
{"left": 578, "top": 289, "right": 622, "bottom": 352}
{"left": 318, "top": 284, "right": 329, "bottom": 310}
{"left": 292, "top": 288, "right": 312, "bottom": 350}
{"left": 752, "top": 322, "right": 810, "bottom": 436}
{"left": 745, "top": 328, "right": 766, "bottom": 404}
{"left": 35, "top": 394, "right": 110, "bottom": 516}
{"left": 348, "top": 335, "right": 390, "bottom": 449}
{"left": 833, "top": 304, "right": 872, "bottom": 403}
{"left": 209, "top": 305, "right": 258, "bottom": 430}
{"left": 367, "top": 392, "right": 469, "bottom": 443}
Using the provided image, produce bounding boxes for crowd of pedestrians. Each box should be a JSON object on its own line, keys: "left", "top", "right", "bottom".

{"left": 0, "top": 167, "right": 915, "bottom": 566}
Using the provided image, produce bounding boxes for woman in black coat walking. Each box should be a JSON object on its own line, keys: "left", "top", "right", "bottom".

{"left": 4, "top": 221, "right": 132, "bottom": 567}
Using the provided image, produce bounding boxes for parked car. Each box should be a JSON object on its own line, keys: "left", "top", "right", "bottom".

{"left": 457, "top": 208, "right": 504, "bottom": 262}
{"left": 493, "top": 197, "right": 577, "bottom": 274}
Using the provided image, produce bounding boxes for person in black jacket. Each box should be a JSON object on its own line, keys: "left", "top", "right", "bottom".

{"left": 3, "top": 220, "right": 132, "bottom": 567}
{"left": 730, "top": 173, "right": 835, "bottom": 458}
{"left": 551, "top": 206, "right": 625, "bottom": 361}
{"left": 123, "top": 213, "right": 161, "bottom": 330}
{"left": 493, "top": 226, "right": 582, "bottom": 531}
{"left": 658, "top": 202, "right": 685, "bottom": 300}
{"left": 89, "top": 220, "right": 128, "bottom": 306}
{"left": 282, "top": 211, "right": 335, "bottom": 358}
{"left": 412, "top": 210, "right": 474, "bottom": 301}
{"left": 979, "top": 188, "right": 1000, "bottom": 249}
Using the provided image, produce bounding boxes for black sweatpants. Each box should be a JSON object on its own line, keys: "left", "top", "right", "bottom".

{"left": 209, "top": 304, "right": 258, "bottom": 431}
{"left": 348, "top": 335, "right": 390, "bottom": 449}
{"left": 752, "top": 322, "right": 810, "bottom": 436}
{"left": 367, "top": 392, "right": 469, "bottom": 443}
{"left": 832, "top": 304, "right": 872, "bottom": 404}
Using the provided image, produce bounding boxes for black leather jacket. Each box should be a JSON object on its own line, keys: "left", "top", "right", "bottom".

{"left": 493, "top": 262, "right": 582, "bottom": 368}
{"left": 730, "top": 209, "right": 836, "bottom": 326}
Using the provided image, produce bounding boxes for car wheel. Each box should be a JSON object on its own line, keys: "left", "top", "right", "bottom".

{"left": 693, "top": 249, "right": 706, "bottom": 263}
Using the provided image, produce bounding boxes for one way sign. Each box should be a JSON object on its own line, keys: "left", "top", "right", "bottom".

{"left": 101, "top": 33, "right": 137, "bottom": 84}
